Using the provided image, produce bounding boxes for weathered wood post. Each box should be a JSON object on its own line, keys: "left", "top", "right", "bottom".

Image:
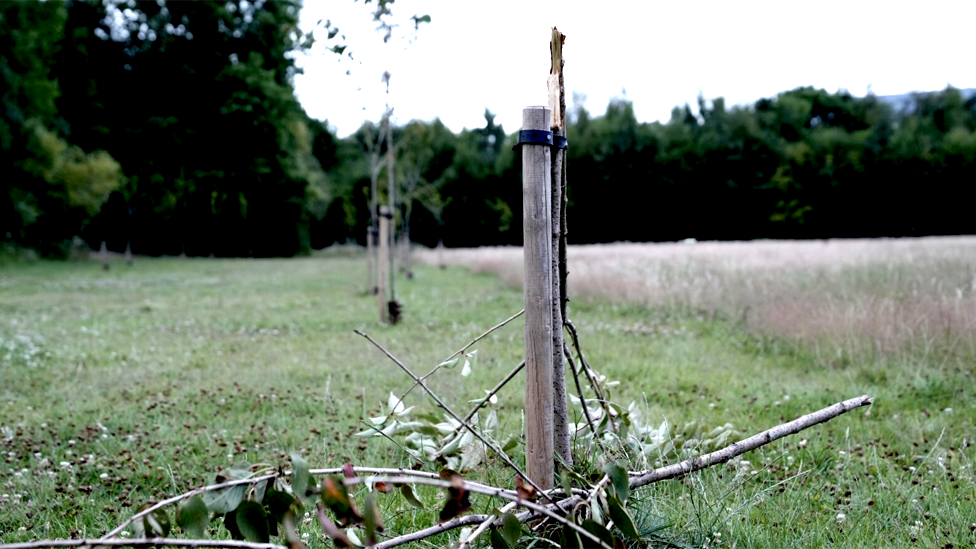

{"left": 378, "top": 206, "right": 390, "bottom": 322}
{"left": 521, "top": 106, "right": 555, "bottom": 489}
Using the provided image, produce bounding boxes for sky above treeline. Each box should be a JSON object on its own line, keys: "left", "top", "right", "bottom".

{"left": 293, "top": 0, "right": 976, "bottom": 137}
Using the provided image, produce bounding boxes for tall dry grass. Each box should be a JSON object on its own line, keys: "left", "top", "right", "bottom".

{"left": 417, "top": 237, "right": 976, "bottom": 355}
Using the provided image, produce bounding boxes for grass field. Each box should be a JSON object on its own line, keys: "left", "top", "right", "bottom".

{"left": 2, "top": 242, "right": 975, "bottom": 548}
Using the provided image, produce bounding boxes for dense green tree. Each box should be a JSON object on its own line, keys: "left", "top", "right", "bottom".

{"left": 53, "top": 0, "right": 323, "bottom": 257}
{"left": 1, "top": 1, "right": 122, "bottom": 257}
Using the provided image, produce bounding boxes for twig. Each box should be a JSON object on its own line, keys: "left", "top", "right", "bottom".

{"left": 563, "top": 320, "right": 615, "bottom": 432}
{"left": 444, "top": 309, "right": 525, "bottom": 363}
{"left": 354, "top": 329, "right": 555, "bottom": 504}
{"left": 313, "top": 467, "right": 513, "bottom": 497}
{"left": 372, "top": 513, "right": 501, "bottom": 549}
{"left": 310, "top": 466, "right": 439, "bottom": 478}
{"left": 344, "top": 476, "right": 611, "bottom": 549}
{"left": 0, "top": 540, "right": 285, "bottom": 549}
{"left": 584, "top": 474, "right": 611, "bottom": 507}
{"left": 391, "top": 310, "right": 524, "bottom": 408}
{"left": 100, "top": 474, "right": 278, "bottom": 540}
{"left": 456, "top": 501, "right": 518, "bottom": 549}
{"left": 563, "top": 342, "right": 603, "bottom": 449}
{"left": 563, "top": 321, "right": 605, "bottom": 400}
{"left": 443, "top": 361, "right": 525, "bottom": 440}
{"left": 629, "top": 395, "right": 873, "bottom": 487}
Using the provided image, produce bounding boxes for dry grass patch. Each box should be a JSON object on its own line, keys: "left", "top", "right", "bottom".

{"left": 417, "top": 237, "right": 976, "bottom": 355}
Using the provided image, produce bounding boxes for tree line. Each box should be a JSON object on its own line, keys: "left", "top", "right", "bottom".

{"left": 3, "top": 1, "right": 975, "bottom": 258}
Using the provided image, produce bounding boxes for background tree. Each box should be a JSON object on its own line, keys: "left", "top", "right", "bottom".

{"left": 1, "top": 1, "right": 122, "bottom": 257}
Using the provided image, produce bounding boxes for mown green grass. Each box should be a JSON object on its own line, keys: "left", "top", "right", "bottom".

{"left": 1, "top": 255, "right": 974, "bottom": 548}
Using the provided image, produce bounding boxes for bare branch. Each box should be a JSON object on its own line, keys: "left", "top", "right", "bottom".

{"left": 0, "top": 539, "right": 286, "bottom": 549}
{"left": 563, "top": 320, "right": 615, "bottom": 434}
{"left": 372, "top": 514, "right": 494, "bottom": 549}
{"left": 443, "top": 361, "right": 525, "bottom": 440}
{"left": 354, "top": 329, "right": 555, "bottom": 504}
{"left": 100, "top": 474, "right": 278, "bottom": 540}
{"left": 393, "top": 309, "right": 524, "bottom": 405}
{"left": 563, "top": 342, "right": 602, "bottom": 449}
{"left": 310, "top": 466, "right": 440, "bottom": 478}
{"left": 344, "top": 476, "right": 611, "bottom": 549}
{"left": 455, "top": 501, "right": 518, "bottom": 549}
{"left": 629, "top": 395, "right": 873, "bottom": 487}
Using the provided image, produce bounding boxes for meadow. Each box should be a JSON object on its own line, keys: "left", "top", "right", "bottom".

{"left": 1, "top": 238, "right": 975, "bottom": 548}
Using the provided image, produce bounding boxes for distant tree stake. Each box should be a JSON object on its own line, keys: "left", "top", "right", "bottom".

{"left": 378, "top": 205, "right": 391, "bottom": 322}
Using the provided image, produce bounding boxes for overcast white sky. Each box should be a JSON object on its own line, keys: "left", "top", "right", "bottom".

{"left": 293, "top": 0, "right": 976, "bottom": 137}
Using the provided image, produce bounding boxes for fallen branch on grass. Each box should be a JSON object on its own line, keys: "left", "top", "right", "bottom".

{"left": 391, "top": 309, "right": 524, "bottom": 406}
{"left": 354, "top": 328, "right": 555, "bottom": 504}
{"left": 344, "top": 475, "right": 612, "bottom": 549}
{"left": 0, "top": 539, "right": 286, "bottom": 549}
{"left": 98, "top": 473, "right": 279, "bottom": 540}
{"left": 629, "top": 395, "right": 873, "bottom": 487}
{"left": 3, "top": 395, "right": 872, "bottom": 549}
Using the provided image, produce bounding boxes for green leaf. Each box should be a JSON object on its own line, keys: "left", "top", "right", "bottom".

{"left": 590, "top": 496, "right": 604, "bottom": 525}
{"left": 607, "top": 495, "right": 641, "bottom": 541}
{"left": 490, "top": 528, "right": 511, "bottom": 549}
{"left": 176, "top": 495, "right": 208, "bottom": 538}
{"left": 582, "top": 519, "right": 615, "bottom": 548}
{"left": 399, "top": 484, "right": 424, "bottom": 509}
{"left": 252, "top": 479, "right": 268, "bottom": 503}
{"left": 499, "top": 512, "right": 522, "bottom": 547}
{"left": 143, "top": 508, "right": 171, "bottom": 538}
{"left": 561, "top": 521, "right": 584, "bottom": 549}
{"left": 363, "top": 491, "right": 384, "bottom": 546}
{"left": 264, "top": 488, "right": 297, "bottom": 525}
{"left": 203, "top": 484, "right": 246, "bottom": 514}
{"left": 601, "top": 461, "right": 630, "bottom": 504}
{"left": 235, "top": 501, "right": 270, "bottom": 543}
{"left": 224, "top": 509, "right": 243, "bottom": 540}
{"left": 387, "top": 392, "right": 405, "bottom": 414}
{"left": 291, "top": 453, "right": 310, "bottom": 499}
{"left": 439, "top": 357, "right": 460, "bottom": 369}
{"left": 501, "top": 437, "right": 519, "bottom": 453}
{"left": 560, "top": 470, "right": 574, "bottom": 497}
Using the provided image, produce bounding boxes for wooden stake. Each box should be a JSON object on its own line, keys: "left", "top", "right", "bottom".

{"left": 386, "top": 118, "right": 397, "bottom": 302}
{"left": 366, "top": 222, "right": 376, "bottom": 294}
{"left": 548, "top": 27, "right": 571, "bottom": 465}
{"left": 521, "top": 106, "right": 555, "bottom": 489}
{"left": 378, "top": 206, "right": 390, "bottom": 322}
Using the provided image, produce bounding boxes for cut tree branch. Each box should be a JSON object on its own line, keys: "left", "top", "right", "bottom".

{"left": 443, "top": 360, "right": 525, "bottom": 440}
{"left": 21, "top": 395, "right": 870, "bottom": 549}
{"left": 629, "top": 395, "right": 873, "bottom": 487}
{"left": 392, "top": 309, "right": 524, "bottom": 405}
{"left": 100, "top": 473, "right": 278, "bottom": 540}
{"left": 345, "top": 476, "right": 609, "bottom": 549}
{"left": 455, "top": 501, "right": 518, "bottom": 549}
{"left": 353, "top": 329, "right": 555, "bottom": 504}
{"left": 0, "top": 540, "right": 285, "bottom": 549}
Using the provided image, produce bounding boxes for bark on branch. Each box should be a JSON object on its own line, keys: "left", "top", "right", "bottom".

{"left": 629, "top": 395, "right": 873, "bottom": 487}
